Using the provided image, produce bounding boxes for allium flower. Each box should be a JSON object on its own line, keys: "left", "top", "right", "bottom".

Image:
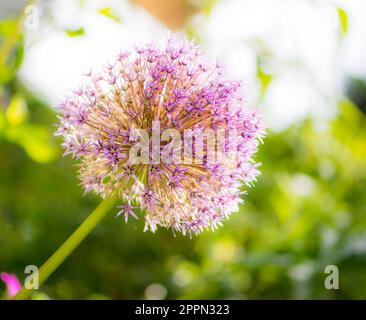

{"left": 56, "top": 35, "right": 265, "bottom": 235}
{"left": 1, "top": 272, "right": 21, "bottom": 297}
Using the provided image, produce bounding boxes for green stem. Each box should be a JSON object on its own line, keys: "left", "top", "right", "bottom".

{"left": 14, "top": 194, "right": 119, "bottom": 300}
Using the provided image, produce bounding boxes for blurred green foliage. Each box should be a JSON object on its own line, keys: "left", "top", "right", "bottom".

{"left": 1, "top": 5, "right": 366, "bottom": 300}
{"left": 337, "top": 7, "right": 348, "bottom": 36}
{"left": 65, "top": 28, "right": 85, "bottom": 37}
{"left": 98, "top": 6, "right": 122, "bottom": 23}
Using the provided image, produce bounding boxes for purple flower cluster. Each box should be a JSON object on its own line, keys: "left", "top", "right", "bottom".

{"left": 56, "top": 35, "right": 265, "bottom": 235}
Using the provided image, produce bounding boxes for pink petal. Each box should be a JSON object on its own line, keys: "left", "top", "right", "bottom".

{"left": 1, "top": 272, "right": 22, "bottom": 297}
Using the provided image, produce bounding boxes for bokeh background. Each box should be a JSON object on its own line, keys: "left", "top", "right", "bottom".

{"left": 1, "top": 0, "right": 366, "bottom": 299}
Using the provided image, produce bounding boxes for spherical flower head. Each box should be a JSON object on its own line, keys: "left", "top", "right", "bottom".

{"left": 56, "top": 34, "right": 265, "bottom": 236}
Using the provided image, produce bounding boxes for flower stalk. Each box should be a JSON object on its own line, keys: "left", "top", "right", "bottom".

{"left": 13, "top": 194, "right": 119, "bottom": 300}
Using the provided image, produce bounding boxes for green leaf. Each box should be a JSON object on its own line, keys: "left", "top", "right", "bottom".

{"left": 337, "top": 97, "right": 363, "bottom": 129}
{"left": 0, "top": 107, "right": 5, "bottom": 132}
{"left": 337, "top": 7, "right": 348, "bottom": 35}
{"left": 14, "top": 39, "right": 24, "bottom": 69}
{"left": 65, "top": 27, "right": 85, "bottom": 37}
{"left": 0, "top": 19, "right": 18, "bottom": 37}
{"left": 6, "top": 95, "right": 28, "bottom": 126}
{"left": 6, "top": 124, "right": 58, "bottom": 163}
{"left": 257, "top": 64, "right": 272, "bottom": 96}
{"left": 98, "top": 7, "right": 121, "bottom": 23}
{"left": 0, "top": 64, "right": 14, "bottom": 83}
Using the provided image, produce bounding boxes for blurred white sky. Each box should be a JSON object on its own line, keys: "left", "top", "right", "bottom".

{"left": 17, "top": 0, "right": 366, "bottom": 130}
{"left": 19, "top": 0, "right": 166, "bottom": 103}
{"left": 197, "top": 0, "right": 366, "bottom": 129}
